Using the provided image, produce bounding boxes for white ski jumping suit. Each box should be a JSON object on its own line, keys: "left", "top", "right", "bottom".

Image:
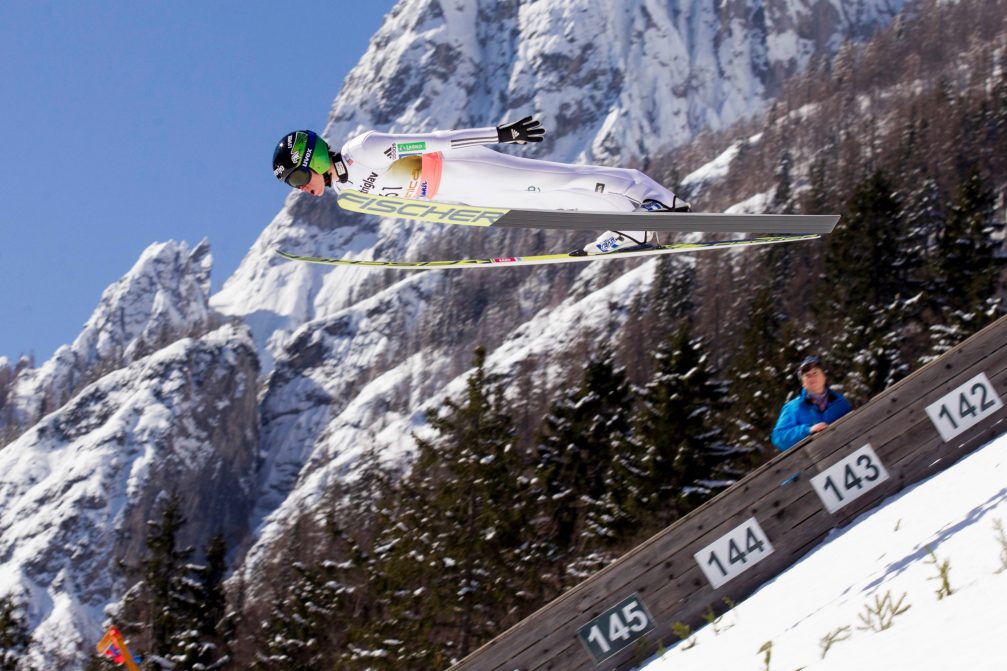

{"left": 334, "top": 126, "right": 680, "bottom": 244}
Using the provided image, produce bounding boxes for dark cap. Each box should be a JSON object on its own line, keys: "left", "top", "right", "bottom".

{"left": 798, "top": 355, "right": 823, "bottom": 376}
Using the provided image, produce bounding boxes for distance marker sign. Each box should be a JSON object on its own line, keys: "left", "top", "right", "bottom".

{"left": 925, "top": 372, "right": 1003, "bottom": 442}
{"left": 810, "top": 444, "right": 890, "bottom": 514}
{"left": 577, "top": 594, "right": 655, "bottom": 664}
{"left": 695, "top": 517, "right": 774, "bottom": 590}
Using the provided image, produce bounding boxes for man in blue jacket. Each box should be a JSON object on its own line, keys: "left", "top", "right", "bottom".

{"left": 772, "top": 356, "right": 853, "bottom": 451}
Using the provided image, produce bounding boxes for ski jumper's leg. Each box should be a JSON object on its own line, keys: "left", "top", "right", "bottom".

{"left": 434, "top": 147, "right": 678, "bottom": 213}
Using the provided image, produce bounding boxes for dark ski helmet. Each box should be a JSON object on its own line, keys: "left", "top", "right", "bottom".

{"left": 273, "top": 130, "right": 332, "bottom": 187}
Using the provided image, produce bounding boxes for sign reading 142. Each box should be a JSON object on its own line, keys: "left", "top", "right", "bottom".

{"left": 925, "top": 372, "right": 1003, "bottom": 442}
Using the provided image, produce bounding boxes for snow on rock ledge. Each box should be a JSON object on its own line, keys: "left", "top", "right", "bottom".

{"left": 2, "top": 240, "right": 217, "bottom": 432}
{"left": 0, "top": 323, "right": 259, "bottom": 671}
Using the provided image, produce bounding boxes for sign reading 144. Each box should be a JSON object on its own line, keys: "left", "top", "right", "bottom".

{"left": 695, "top": 518, "right": 774, "bottom": 590}
{"left": 925, "top": 372, "right": 1003, "bottom": 442}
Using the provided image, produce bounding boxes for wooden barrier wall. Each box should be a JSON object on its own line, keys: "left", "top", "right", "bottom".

{"left": 447, "top": 314, "right": 1007, "bottom": 671}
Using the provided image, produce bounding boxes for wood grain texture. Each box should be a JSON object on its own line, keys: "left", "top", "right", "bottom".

{"left": 446, "top": 316, "right": 1007, "bottom": 671}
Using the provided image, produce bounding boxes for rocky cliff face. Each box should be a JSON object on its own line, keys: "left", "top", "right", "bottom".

{"left": 0, "top": 242, "right": 259, "bottom": 669}
{"left": 0, "top": 0, "right": 907, "bottom": 664}
{"left": 1, "top": 240, "right": 215, "bottom": 432}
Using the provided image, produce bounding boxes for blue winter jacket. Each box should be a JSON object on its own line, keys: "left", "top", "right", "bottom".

{"left": 771, "top": 388, "right": 853, "bottom": 451}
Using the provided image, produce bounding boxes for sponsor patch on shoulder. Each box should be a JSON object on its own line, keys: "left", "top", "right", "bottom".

{"left": 397, "top": 141, "right": 427, "bottom": 155}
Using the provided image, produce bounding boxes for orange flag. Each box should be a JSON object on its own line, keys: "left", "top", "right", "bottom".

{"left": 95, "top": 627, "right": 141, "bottom": 671}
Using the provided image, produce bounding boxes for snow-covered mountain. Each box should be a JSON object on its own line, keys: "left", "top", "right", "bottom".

{"left": 1, "top": 322, "right": 259, "bottom": 671}
{"left": 214, "top": 0, "right": 906, "bottom": 340}
{"left": 0, "top": 240, "right": 258, "bottom": 669}
{"left": 0, "top": 0, "right": 909, "bottom": 664}
{"left": 217, "top": 0, "right": 908, "bottom": 598}
{"left": 2, "top": 240, "right": 215, "bottom": 431}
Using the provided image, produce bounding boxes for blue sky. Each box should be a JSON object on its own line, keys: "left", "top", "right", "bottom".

{"left": 0, "top": 1, "right": 395, "bottom": 362}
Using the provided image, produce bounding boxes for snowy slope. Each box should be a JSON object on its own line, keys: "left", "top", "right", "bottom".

{"left": 639, "top": 432, "right": 1007, "bottom": 671}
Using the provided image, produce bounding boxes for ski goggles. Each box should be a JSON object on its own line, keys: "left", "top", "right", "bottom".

{"left": 283, "top": 165, "right": 314, "bottom": 188}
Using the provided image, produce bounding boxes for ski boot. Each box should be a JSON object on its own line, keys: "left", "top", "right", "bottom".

{"left": 570, "top": 230, "right": 661, "bottom": 257}
{"left": 641, "top": 196, "right": 691, "bottom": 213}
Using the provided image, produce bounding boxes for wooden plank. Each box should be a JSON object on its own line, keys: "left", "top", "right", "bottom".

{"left": 519, "top": 420, "right": 1006, "bottom": 668}
{"left": 451, "top": 449, "right": 817, "bottom": 670}
{"left": 828, "top": 350, "right": 1007, "bottom": 475}
{"left": 509, "top": 414, "right": 1002, "bottom": 671}
{"left": 798, "top": 328, "right": 1007, "bottom": 464}
{"left": 513, "top": 463, "right": 835, "bottom": 669}
{"left": 467, "top": 396, "right": 1006, "bottom": 671}
{"left": 800, "top": 318, "right": 1006, "bottom": 449}
{"left": 592, "top": 409, "right": 1007, "bottom": 670}
{"left": 448, "top": 317, "right": 1007, "bottom": 671}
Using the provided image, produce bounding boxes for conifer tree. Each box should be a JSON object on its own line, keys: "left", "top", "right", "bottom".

{"left": 121, "top": 495, "right": 233, "bottom": 671}
{"left": 535, "top": 343, "right": 637, "bottom": 585}
{"left": 815, "top": 169, "right": 914, "bottom": 399}
{"left": 936, "top": 168, "right": 1001, "bottom": 311}
{"left": 252, "top": 447, "right": 401, "bottom": 671}
{"left": 253, "top": 560, "right": 340, "bottom": 671}
{"left": 819, "top": 169, "right": 904, "bottom": 325}
{"left": 355, "top": 347, "right": 537, "bottom": 668}
{"left": 629, "top": 323, "right": 731, "bottom": 531}
{"left": 760, "top": 149, "right": 813, "bottom": 312}
{"left": 0, "top": 594, "right": 30, "bottom": 671}
{"left": 143, "top": 494, "right": 193, "bottom": 659}
{"left": 170, "top": 533, "right": 230, "bottom": 670}
{"left": 634, "top": 260, "right": 698, "bottom": 379}
{"left": 902, "top": 175, "right": 946, "bottom": 276}
{"left": 649, "top": 258, "right": 696, "bottom": 332}
{"left": 925, "top": 168, "right": 1004, "bottom": 357}
{"left": 829, "top": 299, "right": 912, "bottom": 405}
{"left": 330, "top": 451, "right": 415, "bottom": 671}
{"left": 801, "top": 153, "right": 834, "bottom": 216}
{"left": 772, "top": 150, "right": 796, "bottom": 214}
{"left": 727, "top": 285, "right": 804, "bottom": 462}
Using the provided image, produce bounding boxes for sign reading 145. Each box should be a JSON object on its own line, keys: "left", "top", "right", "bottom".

{"left": 925, "top": 372, "right": 1003, "bottom": 442}
{"left": 577, "top": 594, "right": 655, "bottom": 664}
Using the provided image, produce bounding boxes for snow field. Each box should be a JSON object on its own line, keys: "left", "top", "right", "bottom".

{"left": 640, "top": 431, "right": 1007, "bottom": 670}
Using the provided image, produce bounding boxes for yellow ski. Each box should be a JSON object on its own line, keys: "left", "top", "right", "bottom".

{"left": 276, "top": 234, "right": 820, "bottom": 270}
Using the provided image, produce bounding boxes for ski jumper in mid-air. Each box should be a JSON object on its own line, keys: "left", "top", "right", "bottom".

{"left": 271, "top": 117, "right": 691, "bottom": 255}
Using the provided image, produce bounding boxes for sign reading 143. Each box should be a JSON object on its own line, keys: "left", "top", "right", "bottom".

{"left": 925, "top": 372, "right": 1003, "bottom": 442}
{"left": 810, "top": 444, "right": 890, "bottom": 514}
